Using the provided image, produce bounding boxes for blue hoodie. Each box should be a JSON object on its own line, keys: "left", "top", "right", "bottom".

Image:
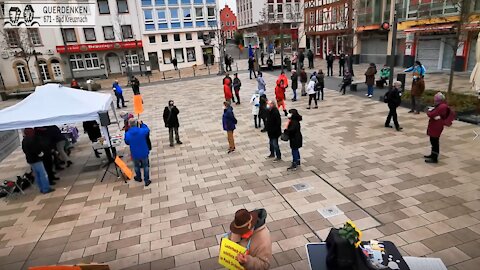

{"left": 113, "top": 83, "right": 123, "bottom": 95}
{"left": 125, "top": 123, "right": 150, "bottom": 159}
{"left": 222, "top": 106, "right": 236, "bottom": 131}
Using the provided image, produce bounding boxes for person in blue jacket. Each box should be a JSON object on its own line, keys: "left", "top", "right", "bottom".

{"left": 112, "top": 80, "right": 126, "bottom": 109}
{"left": 404, "top": 61, "right": 426, "bottom": 78}
{"left": 125, "top": 118, "right": 151, "bottom": 186}
{"left": 222, "top": 101, "right": 237, "bottom": 154}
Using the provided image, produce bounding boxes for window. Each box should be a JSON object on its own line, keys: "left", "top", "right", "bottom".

{"left": 157, "top": 10, "right": 168, "bottom": 29}
{"left": 103, "top": 26, "right": 115, "bottom": 40}
{"left": 181, "top": 0, "right": 190, "bottom": 4}
{"left": 207, "top": 7, "right": 215, "bottom": 18}
{"left": 206, "top": 0, "right": 214, "bottom": 3}
{"left": 168, "top": 0, "right": 178, "bottom": 5}
{"left": 195, "top": 7, "right": 203, "bottom": 19}
{"left": 174, "top": 48, "right": 184, "bottom": 63}
{"left": 226, "top": 13, "right": 229, "bottom": 18}
{"left": 194, "top": 0, "right": 203, "bottom": 4}
{"left": 197, "top": 31, "right": 204, "bottom": 40}
{"left": 121, "top": 25, "right": 133, "bottom": 39}
{"left": 16, "top": 63, "right": 29, "bottom": 83}
{"left": 286, "top": 4, "right": 292, "bottom": 19}
{"left": 84, "top": 53, "right": 100, "bottom": 69}
{"left": 117, "top": 0, "right": 128, "bottom": 13}
{"left": 63, "top": 28, "right": 77, "bottom": 42}
{"left": 69, "top": 54, "right": 84, "bottom": 70}
{"left": 148, "top": 36, "right": 156, "bottom": 43}
{"left": 170, "top": 8, "right": 179, "bottom": 20}
{"left": 126, "top": 51, "right": 139, "bottom": 66}
{"left": 226, "top": 22, "right": 229, "bottom": 26}
{"left": 186, "top": 47, "right": 196, "bottom": 62}
{"left": 155, "top": 0, "right": 165, "bottom": 5}
{"left": 28, "top": 28, "right": 42, "bottom": 45}
{"left": 277, "top": 4, "right": 283, "bottom": 13}
{"left": 162, "top": 49, "right": 172, "bottom": 64}
{"left": 186, "top": 33, "right": 192, "bottom": 40}
{"left": 174, "top": 33, "right": 180, "bottom": 41}
{"left": 98, "top": 0, "right": 110, "bottom": 14}
{"left": 161, "top": 34, "right": 168, "bottom": 42}
{"left": 83, "top": 28, "right": 96, "bottom": 41}
{"left": 232, "top": 21, "right": 235, "bottom": 25}
{"left": 144, "top": 10, "right": 155, "bottom": 30}
{"left": 38, "top": 60, "right": 50, "bottom": 81}
{"left": 141, "top": 0, "right": 151, "bottom": 6}
{"left": 183, "top": 8, "right": 192, "bottom": 20}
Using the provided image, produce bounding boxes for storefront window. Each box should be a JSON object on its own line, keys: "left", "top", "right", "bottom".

{"left": 126, "top": 51, "right": 139, "bottom": 66}
{"left": 70, "top": 54, "right": 84, "bottom": 70}
{"left": 163, "top": 49, "right": 172, "bottom": 64}
{"left": 175, "top": 48, "right": 184, "bottom": 63}
{"left": 85, "top": 53, "right": 100, "bottom": 69}
{"left": 187, "top": 47, "right": 196, "bottom": 62}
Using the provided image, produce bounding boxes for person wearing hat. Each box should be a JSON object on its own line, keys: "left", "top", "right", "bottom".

{"left": 227, "top": 208, "right": 271, "bottom": 270}
{"left": 425, "top": 92, "right": 449, "bottom": 164}
{"left": 233, "top": 73, "right": 242, "bottom": 105}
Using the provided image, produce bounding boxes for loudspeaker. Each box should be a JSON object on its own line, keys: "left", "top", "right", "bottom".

{"left": 98, "top": 111, "right": 111, "bottom": 126}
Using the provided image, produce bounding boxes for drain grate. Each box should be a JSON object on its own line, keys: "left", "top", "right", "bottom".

{"left": 292, "top": 183, "right": 312, "bottom": 192}
{"left": 318, "top": 205, "right": 344, "bottom": 218}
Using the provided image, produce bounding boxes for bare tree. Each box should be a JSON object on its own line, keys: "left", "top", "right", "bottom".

{"left": 208, "top": 6, "right": 225, "bottom": 75}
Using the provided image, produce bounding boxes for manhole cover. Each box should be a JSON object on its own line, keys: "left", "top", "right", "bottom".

{"left": 292, "top": 183, "right": 311, "bottom": 192}
{"left": 318, "top": 206, "right": 344, "bottom": 218}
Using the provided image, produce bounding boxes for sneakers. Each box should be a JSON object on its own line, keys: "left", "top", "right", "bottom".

{"left": 145, "top": 180, "right": 151, "bottom": 187}
{"left": 273, "top": 158, "right": 281, "bottom": 163}
{"left": 368, "top": 95, "right": 373, "bottom": 98}
{"left": 314, "top": 106, "right": 318, "bottom": 109}
{"left": 287, "top": 163, "right": 297, "bottom": 171}
{"left": 306, "top": 107, "right": 311, "bottom": 109}
{"left": 365, "top": 94, "right": 369, "bottom": 96}
{"left": 408, "top": 110, "right": 414, "bottom": 113}
{"left": 176, "top": 141, "right": 183, "bottom": 144}
{"left": 425, "top": 159, "right": 438, "bottom": 164}
{"left": 170, "top": 144, "right": 174, "bottom": 147}
{"left": 424, "top": 154, "right": 433, "bottom": 158}
{"left": 260, "top": 129, "right": 267, "bottom": 133}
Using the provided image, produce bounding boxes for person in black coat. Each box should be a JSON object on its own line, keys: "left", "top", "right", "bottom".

{"left": 33, "top": 127, "right": 59, "bottom": 182}
{"left": 384, "top": 81, "right": 403, "bottom": 131}
{"left": 298, "top": 51, "right": 305, "bottom": 70}
{"left": 291, "top": 70, "right": 298, "bottom": 102}
{"left": 265, "top": 101, "right": 282, "bottom": 161}
{"left": 248, "top": 57, "right": 257, "bottom": 79}
{"left": 83, "top": 120, "right": 103, "bottom": 158}
{"left": 163, "top": 100, "right": 183, "bottom": 147}
{"left": 233, "top": 73, "right": 242, "bottom": 104}
{"left": 130, "top": 76, "right": 141, "bottom": 95}
{"left": 326, "top": 51, "right": 334, "bottom": 76}
{"left": 259, "top": 94, "right": 268, "bottom": 132}
{"left": 307, "top": 49, "right": 314, "bottom": 69}
{"left": 339, "top": 51, "right": 346, "bottom": 76}
{"left": 284, "top": 109, "right": 303, "bottom": 170}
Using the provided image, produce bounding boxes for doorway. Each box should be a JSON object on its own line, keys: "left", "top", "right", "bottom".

{"left": 148, "top": 52, "right": 159, "bottom": 70}
{"left": 50, "top": 59, "right": 63, "bottom": 81}
{"left": 106, "top": 53, "right": 121, "bottom": 74}
{"left": 202, "top": 47, "right": 214, "bottom": 65}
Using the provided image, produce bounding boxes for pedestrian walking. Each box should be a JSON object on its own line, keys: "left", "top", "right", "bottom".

{"left": 365, "top": 63, "right": 377, "bottom": 98}
{"left": 405, "top": 61, "right": 426, "bottom": 114}
{"left": 339, "top": 71, "right": 352, "bottom": 95}
{"left": 223, "top": 73, "right": 235, "bottom": 103}
{"left": 130, "top": 76, "right": 140, "bottom": 95}
{"left": 233, "top": 73, "right": 242, "bottom": 104}
{"left": 259, "top": 94, "right": 268, "bottom": 133}
{"left": 113, "top": 80, "right": 126, "bottom": 109}
{"left": 299, "top": 68, "right": 308, "bottom": 96}
{"left": 384, "top": 81, "right": 403, "bottom": 131}
{"left": 22, "top": 128, "right": 55, "bottom": 194}
{"left": 265, "top": 100, "right": 282, "bottom": 161}
{"left": 339, "top": 51, "right": 346, "bottom": 76}
{"left": 257, "top": 71, "right": 266, "bottom": 96}
{"left": 315, "top": 69, "right": 325, "bottom": 100}
{"left": 307, "top": 49, "right": 314, "bottom": 69}
{"left": 226, "top": 208, "right": 272, "bottom": 270}
{"left": 326, "top": 51, "right": 334, "bottom": 76}
{"left": 222, "top": 101, "right": 237, "bottom": 153}
{"left": 284, "top": 109, "right": 303, "bottom": 170}
{"left": 261, "top": 51, "right": 265, "bottom": 66}
{"left": 425, "top": 92, "right": 450, "bottom": 164}
{"left": 291, "top": 69, "right": 298, "bottom": 102}
{"left": 248, "top": 57, "right": 257, "bottom": 79}
{"left": 298, "top": 50, "right": 305, "bottom": 70}
{"left": 125, "top": 118, "right": 151, "bottom": 186}
{"left": 163, "top": 100, "right": 183, "bottom": 147}
{"left": 172, "top": 58, "right": 178, "bottom": 70}
{"left": 306, "top": 75, "right": 318, "bottom": 109}
{"left": 250, "top": 90, "right": 261, "bottom": 128}
{"left": 291, "top": 52, "right": 298, "bottom": 70}
{"left": 275, "top": 72, "right": 289, "bottom": 116}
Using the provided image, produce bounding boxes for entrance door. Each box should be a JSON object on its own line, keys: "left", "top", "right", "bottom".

{"left": 38, "top": 60, "right": 51, "bottom": 82}
{"left": 107, "top": 55, "right": 121, "bottom": 74}
{"left": 148, "top": 52, "right": 159, "bottom": 70}
{"left": 417, "top": 39, "right": 441, "bottom": 71}
{"left": 51, "top": 60, "right": 63, "bottom": 81}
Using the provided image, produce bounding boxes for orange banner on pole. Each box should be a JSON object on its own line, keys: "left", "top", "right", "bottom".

{"left": 133, "top": 95, "right": 144, "bottom": 115}
{"left": 114, "top": 156, "right": 133, "bottom": 180}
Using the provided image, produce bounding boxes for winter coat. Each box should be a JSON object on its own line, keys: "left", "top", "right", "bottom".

{"left": 380, "top": 68, "right": 390, "bottom": 79}
{"left": 131, "top": 78, "right": 140, "bottom": 92}
{"left": 339, "top": 53, "right": 346, "bottom": 64}
{"left": 427, "top": 102, "right": 449, "bottom": 138}
{"left": 411, "top": 78, "right": 425, "bottom": 97}
{"left": 266, "top": 107, "right": 281, "bottom": 138}
{"left": 315, "top": 73, "right": 325, "bottom": 90}
{"left": 83, "top": 120, "right": 102, "bottom": 142}
{"left": 113, "top": 83, "right": 123, "bottom": 95}
{"left": 291, "top": 73, "right": 298, "bottom": 90}
{"left": 326, "top": 54, "right": 334, "bottom": 65}
{"left": 228, "top": 209, "right": 272, "bottom": 270}
{"left": 275, "top": 85, "right": 286, "bottom": 101}
{"left": 224, "top": 84, "right": 233, "bottom": 100}
{"left": 285, "top": 115, "right": 303, "bottom": 149}
{"left": 342, "top": 74, "right": 352, "bottom": 85}
{"left": 22, "top": 136, "right": 44, "bottom": 164}
{"left": 222, "top": 106, "right": 237, "bottom": 131}
{"left": 259, "top": 95, "right": 268, "bottom": 118}
{"left": 257, "top": 77, "right": 266, "bottom": 93}
{"left": 299, "top": 71, "right": 308, "bottom": 83}
{"left": 277, "top": 74, "right": 289, "bottom": 89}
{"left": 248, "top": 58, "right": 255, "bottom": 70}
{"left": 299, "top": 52, "right": 305, "bottom": 63}
{"left": 46, "top": 125, "right": 66, "bottom": 144}
{"left": 365, "top": 66, "right": 377, "bottom": 86}
{"left": 223, "top": 76, "right": 232, "bottom": 89}
{"left": 385, "top": 87, "right": 402, "bottom": 108}
{"left": 250, "top": 94, "right": 260, "bottom": 115}
{"left": 233, "top": 77, "right": 242, "bottom": 91}
{"left": 163, "top": 106, "right": 180, "bottom": 128}
{"left": 307, "top": 80, "right": 316, "bottom": 95}
{"left": 307, "top": 50, "right": 314, "bottom": 60}
{"left": 125, "top": 123, "right": 151, "bottom": 160}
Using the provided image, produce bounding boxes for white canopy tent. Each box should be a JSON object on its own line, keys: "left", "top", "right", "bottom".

{"left": 0, "top": 84, "right": 115, "bottom": 132}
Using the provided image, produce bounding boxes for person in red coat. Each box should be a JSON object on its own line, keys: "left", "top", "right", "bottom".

{"left": 275, "top": 72, "right": 289, "bottom": 116}
{"left": 425, "top": 92, "right": 449, "bottom": 164}
{"left": 224, "top": 83, "right": 233, "bottom": 103}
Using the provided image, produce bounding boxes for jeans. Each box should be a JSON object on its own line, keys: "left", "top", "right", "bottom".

{"left": 308, "top": 94, "right": 317, "bottom": 107}
{"left": 169, "top": 127, "right": 180, "bottom": 145}
{"left": 430, "top": 137, "right": 440, "bottom": 160}
{"left": 269, "top": 137, "right": 281, "bottom": 159}
{"left": 339, "top": 63, "right": 345, "bottom": 76}
{"left": 411, "top": 96, "right": 421, "bottom": 112}
{"left": 30, "top": 161, "right": 51, "bottom": 193}
{"left": 385, "top": 105, "right": 400, "bottom": 129}
{"left": 292, "top": 88, "right": 297, "bottom": 100}
{"left": 367, "top": 85, "right": 374, "bottom": 96}
{"left": 116, "top": 93, "right": 125, "bottom": 108}
{"left": 133, "top": 157, "right": 150, "bottom": 183}
{"left": 327, "top": 64, "right": 333, "bottom": 76}
{"left": 227, "top": 131, "right": 235, "bottom": 150}
{"left": 249, "top": 69, "right": 257, "bottom": 79}
{"left": 291, "top": 148, "right": 300, "bottom": 165}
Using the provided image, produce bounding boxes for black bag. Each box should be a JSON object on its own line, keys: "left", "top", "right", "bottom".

{"left": 326, "top": 228, "right": 356, "bottom": 270}
{"left": 280, "top": 132, "right": 289, "bottom": 141}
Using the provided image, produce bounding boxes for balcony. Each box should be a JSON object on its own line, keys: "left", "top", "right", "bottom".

{"left": 398, "top": 0, "right": 459, "bottom": 21}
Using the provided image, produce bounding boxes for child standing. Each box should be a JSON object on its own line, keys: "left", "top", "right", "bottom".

{"left": 250, "top": 90, "right": 261, "bottom": 128}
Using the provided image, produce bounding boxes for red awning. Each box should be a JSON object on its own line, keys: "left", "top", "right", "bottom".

{"left": 56, "top": 41, "right": 143, "bottom": 54}
{"left": 404, "top": 23, "right": 454, "bottom": 33}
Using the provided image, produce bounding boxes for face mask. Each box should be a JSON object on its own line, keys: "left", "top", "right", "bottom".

{"left": 287, "top": 113, "right": 292, "bottom": 119}
{"left": 241, "top": 229, "right": 254, "bottom": 239}
{"left": 413, "top": 75, "right": 418, "bottom": 80}
{"left": 266, "top": 105, "right": 271, "bottom": 110}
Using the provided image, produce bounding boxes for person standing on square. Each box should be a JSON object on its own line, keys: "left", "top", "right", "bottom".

{"left": 339, "top": 51, "right": 346, "bottom": 76}
{"left": 163, "top": 100, "right": 183, "bottom": 147}
{"left": 326, "top": 51, "right": 335, "bottom": 76}
{"left": 113, "top": 80, "right": 126, "bottom": 109}
{"left": 265, "top": 100, "right": 282, "bottom": 162}
{"left": 384, "top": 81, "right": 403, "bottom": 131}
{"left": 125, "top": 119, "right": 151, "bottom": 186}
{"left": 233, "top": 73, "right": 242, "bottom": 105}
{"left": 223, "top": 101, "right": 237, "bottom": 154}
{"left": 291, "top": 69, "right": 298, "bottom": 102}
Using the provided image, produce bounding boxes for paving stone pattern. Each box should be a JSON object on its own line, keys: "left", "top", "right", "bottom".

{"left": 0, "top": 72, "right": 479, "bottom": 270}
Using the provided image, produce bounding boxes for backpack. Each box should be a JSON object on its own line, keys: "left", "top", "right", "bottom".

{"left": 444, "top": 107, "right": 456, "bottom": 127}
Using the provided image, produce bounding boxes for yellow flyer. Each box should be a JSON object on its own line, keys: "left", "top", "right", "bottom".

{"left": 218, "top": 238, "right": 246, "bottom": 270}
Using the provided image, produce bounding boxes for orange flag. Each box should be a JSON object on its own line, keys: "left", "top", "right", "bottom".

{"left": 114, "top": 156, "right": 133, "bottom": 180}
{"left": 133, "top": 95, "right": 144, "bottom": 115}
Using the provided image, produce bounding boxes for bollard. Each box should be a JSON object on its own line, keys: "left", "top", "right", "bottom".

{"left": 178, "top": 69, "right": 181, "bottom": 79}
{"left": 207, "top": 65, "right": 210, "bottom": 75}
{"left": 163, "top": 71, "right": 166, "bottom": 80}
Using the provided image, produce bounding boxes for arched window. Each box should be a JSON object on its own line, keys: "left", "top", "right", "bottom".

{"left": 16, "top": 63, "right": 30, "bottom": 83}
{"left": 38, "top": 60, "right": 51, "bottom": 81}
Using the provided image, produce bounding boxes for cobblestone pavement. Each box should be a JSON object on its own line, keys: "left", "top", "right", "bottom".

{"left": 0, "top": 72, "right": 480, "bottom": 270}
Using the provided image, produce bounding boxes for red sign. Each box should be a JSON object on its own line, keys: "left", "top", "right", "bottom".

{"left": 56, "top": 41, "right": 143, "bottom": 53}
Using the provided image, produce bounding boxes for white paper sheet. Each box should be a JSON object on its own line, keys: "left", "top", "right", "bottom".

{"left": 404, "top": 257, "right": 447, "bottom": 270}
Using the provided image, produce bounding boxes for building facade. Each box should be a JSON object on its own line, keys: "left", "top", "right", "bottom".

{"left": 138, "top": 0, "right": 220, "bottom": 71}
{"left": 304, "top": 0, "right": 353, "bottom": 59}
{"left": 220, "top": 5, "right": 238, "bottom": 40}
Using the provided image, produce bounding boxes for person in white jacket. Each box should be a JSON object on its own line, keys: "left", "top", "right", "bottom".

{"left": 306, "top": 76, "right": 318, "bottom": 109}
{"left": 250, "top": 90, "right": 261, "bottom": 128}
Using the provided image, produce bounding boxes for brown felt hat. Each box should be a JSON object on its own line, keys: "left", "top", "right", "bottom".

{"left": 230, "top": 209, "right": 258, "bottom": 235}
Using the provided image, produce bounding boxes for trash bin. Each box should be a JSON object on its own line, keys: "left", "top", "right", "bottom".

{"left": 396, "top": 73, "right": 406, "bottom": 92}
{"left": 86, "top": 79, "right": 93, "bottom": 91}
